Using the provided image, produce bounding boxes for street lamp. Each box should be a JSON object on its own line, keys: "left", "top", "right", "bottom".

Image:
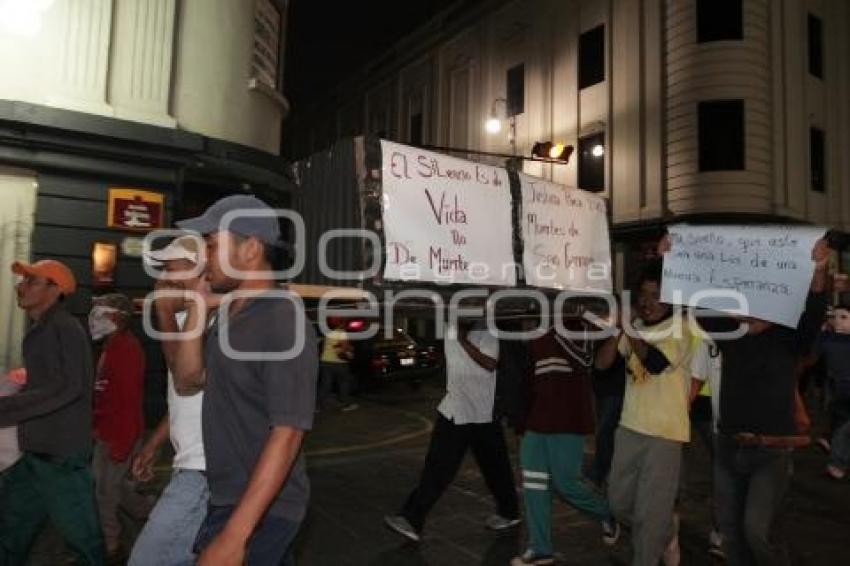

{"left": 531, "top": 142, "right": 573, "bottom": 163}
{"left": 484, "top": 97, "right": 516, "bottom": 155}
{"left": 485, "top": 116, "right": 502, "bottom": 134}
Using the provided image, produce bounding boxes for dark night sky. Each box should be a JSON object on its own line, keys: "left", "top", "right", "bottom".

{"left": 284, "top": 0, "right": 463, "bottom": 109}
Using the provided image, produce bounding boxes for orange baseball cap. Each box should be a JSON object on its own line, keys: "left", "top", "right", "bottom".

{"left": 11, "top": 260, "right": 77, "bottom": 295}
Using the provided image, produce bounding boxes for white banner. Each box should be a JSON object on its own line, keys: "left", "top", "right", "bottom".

{"left": 518, "top": 173, "right": 612, "bottom": 293}
{"left": 380, "top": 141, "right": 516, "bottom": 286}
{"left": 661, "top": 224, "right": 826, "bottom": 327}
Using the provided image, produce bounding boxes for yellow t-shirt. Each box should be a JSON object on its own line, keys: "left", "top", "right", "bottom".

{"left": 617, "top": 314, "right": 701, "bottom": 443}
{"left": 321, "top": 330, "right": 350, "bottom": 363}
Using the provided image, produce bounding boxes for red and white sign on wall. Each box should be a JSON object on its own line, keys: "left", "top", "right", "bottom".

{"left": 107, "top": 188, "right": 164, "bottom": 231}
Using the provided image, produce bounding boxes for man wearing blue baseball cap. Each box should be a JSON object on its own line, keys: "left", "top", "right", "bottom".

{"left": 161, "top": 195, "right": 318, "bottom": 566}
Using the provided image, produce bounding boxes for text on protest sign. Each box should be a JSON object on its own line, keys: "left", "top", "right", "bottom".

{"left": 660, "top": 224, "right": 826, "bottom": 327}
{"left": 380, "top": 140, "right": 516, "bottom": 286}
{"left": 518, "top": 173, "right": 612, "bottom": 293}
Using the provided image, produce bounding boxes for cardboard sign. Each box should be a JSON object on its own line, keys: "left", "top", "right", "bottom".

{"left": 380, "top": 141, "right": 516, "bottom": 286}
{"left": 518, "top": 173, "right": 612, "bottom": 293}
{"left": 108, "top": 188, "right": 164, "bottom": 232}
{"left": 660, "top": 224, "right": 826, "bottom": 327}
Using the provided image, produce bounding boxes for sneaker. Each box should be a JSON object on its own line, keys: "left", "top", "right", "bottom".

{"left": 708, "top": 529, "right": 726, "bottom": 559}
{"left": 601, "top": 519, "right": 620, "bottom": 546}
{"left": 510, "top": 549, "right": 555, "bottom": 565}
{"left": 826, "top": 464, "right": 846, "bottom": 480}
{"left": 384, "top": 514, "right": 420, "bottom": 542}
{"left": 816, "top": 437, "right": 831, "bottom": 452}
{"left": 484, "top": 514, "right": 521, "bottom": 530}
{"left": 341, "top": 403, "right": 360, "bottom": 412}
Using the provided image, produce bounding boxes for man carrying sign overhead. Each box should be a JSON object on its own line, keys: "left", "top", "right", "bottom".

{"left": 659, "top": 233, "right": 830, "bottom": 566}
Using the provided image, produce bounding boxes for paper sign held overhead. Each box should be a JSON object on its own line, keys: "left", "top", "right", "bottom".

{"left": 660, "top": 224, "right": 826, "bottom": 327}
{"left": 380, "top": 140, "right": 516, "bottom": 286}
{"left": 518, "top": 173, "right": 612, "bottom": 293}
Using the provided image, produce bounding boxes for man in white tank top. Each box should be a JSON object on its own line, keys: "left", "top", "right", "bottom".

{"left": 129, "top": 235, "right": 209, "bottom": 566}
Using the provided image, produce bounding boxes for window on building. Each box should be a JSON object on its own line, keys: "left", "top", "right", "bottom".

{"left": 578, "top": 132, "right": 605, "bottom": 191}
{"left": 506, "top": 64, "right": 524, "bottom": 117}
{"left": 811, "top": 127, "right": 825, "bottom": 192}
{"left": 251, "top": 0, "right": 282, "bottom": 90}
{"left": 578, "top": 25, "right": 605, "bottom": 89}
{"left": 696, "top": 0, "right": 743, "bottom": 43}
{"left": 808, "top": 14, "right": 823, "bottom": 79}
{"left": 698, "top": 100, "right": 745, "bottom": 171}
{"left": 410, "top": 112, "right": 424, "bottom": 146}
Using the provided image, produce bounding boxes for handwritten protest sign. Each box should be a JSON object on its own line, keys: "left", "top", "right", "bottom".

{"left": 660, "top": 224, "right": 826, "bottom": 327}
{"left": 518, "top": 173, "right": 612, "bottom": 292}
{"left": 380, "top": 140, "right": 516, "bottom": 286}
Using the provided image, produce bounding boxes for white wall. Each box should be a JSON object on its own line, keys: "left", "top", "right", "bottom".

{"left": 0, "top": 167, "right": 37, "bottom": 372}
{"left": 171, "top": 0, "right": 287, "bottom": 154}
{"left": 665, "top": 0, "right": 773, "bottom": 216}
{"left": 0, "top": 0, "right": 287, "bottom": 154}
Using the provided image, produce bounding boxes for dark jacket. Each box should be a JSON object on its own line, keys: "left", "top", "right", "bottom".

{"left": 0, "top": 303, "right": 95, "bottom": 457}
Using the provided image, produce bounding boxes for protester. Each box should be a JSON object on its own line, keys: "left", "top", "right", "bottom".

{"left": 588, "top": 356, "right": 625, "bottom": 488}
{"left": 129, "top": 235, "right": 209, "bottom": 566}
{"left": 385, "top": 319, "right": 520, "bottom": 542}
{"left": 492, "top": 317, "right": 532, "bottom": 433}
{"left": 665, "top": 235, "right": 830, "bottom": 566}
{"left": 318, "top": 317, "right": 357, "bottom": 412}
{"left": 0, "top": 260, "right": 105, "bottom": 565}
{"left": 827, "top": 418, "right": 850, "bottom": 479}
{"left": 689, "top": 337, "right": 724, "bottom": 559}
{"left": 511, "top": 322, "right": 618, "bottom": 566}
{"left": 809, "top": 303, "right": 850, "bottom": 454}
{"left": 167, "top": 195, "right": 319, "bottom": 565}
{"left": 90, "top": 292, "right": 148, "bottom": 559}
{"left": 595, "top": 261, "right": 701, "bottom": 566}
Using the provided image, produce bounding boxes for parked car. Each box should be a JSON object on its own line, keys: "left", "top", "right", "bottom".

{"left": 347, "top": 323, "right": 444, "bottom": 388}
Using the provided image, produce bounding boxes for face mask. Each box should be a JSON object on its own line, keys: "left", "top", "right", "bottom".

{"left": 88, "top": 307, "right": 118, "bottom": 341}
{"left": 833, "top": 309, "right": 850, "bottom": 334}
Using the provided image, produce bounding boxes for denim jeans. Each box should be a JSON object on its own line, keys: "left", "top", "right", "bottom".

{"left": 129, "top": 469, "right": 209, "bottom": 566}
{"left": 193, "top": 505, "right": 301, "bottom": 566}
{"left": 830, "top": 419, "right": 850, "bottom": 470}
{"left": 714, "top": 433, "right": 792, "bottom": 566}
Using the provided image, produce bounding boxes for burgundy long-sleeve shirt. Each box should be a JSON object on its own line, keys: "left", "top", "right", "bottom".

{"left": 93, "top": 330, "right": 145, "bottom": 462}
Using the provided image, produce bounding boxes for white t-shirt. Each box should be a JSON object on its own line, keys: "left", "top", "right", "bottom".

{"left": 437, "top": 324, "right": 499, "bottom": 425}
{"left": 168, "top": 311, "right": 205, "bottom": 471}
{"left": 690, "top": 337, "right": 722, "bottom": 432}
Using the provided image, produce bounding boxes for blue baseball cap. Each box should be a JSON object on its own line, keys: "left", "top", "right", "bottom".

{"left": 176, "top": 195, "right": 281, "bottom": 245}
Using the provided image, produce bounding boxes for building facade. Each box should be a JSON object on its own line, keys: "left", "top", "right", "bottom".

{"left": 284, "top": 0, "right": 850, "bottom": 283}
{"left": 0, "top": 0, "right": 291, "bottom": 418}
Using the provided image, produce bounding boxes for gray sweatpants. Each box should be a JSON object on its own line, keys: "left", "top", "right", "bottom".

{"left": 608, "top": 426, "right": 682, "bottom": 566}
